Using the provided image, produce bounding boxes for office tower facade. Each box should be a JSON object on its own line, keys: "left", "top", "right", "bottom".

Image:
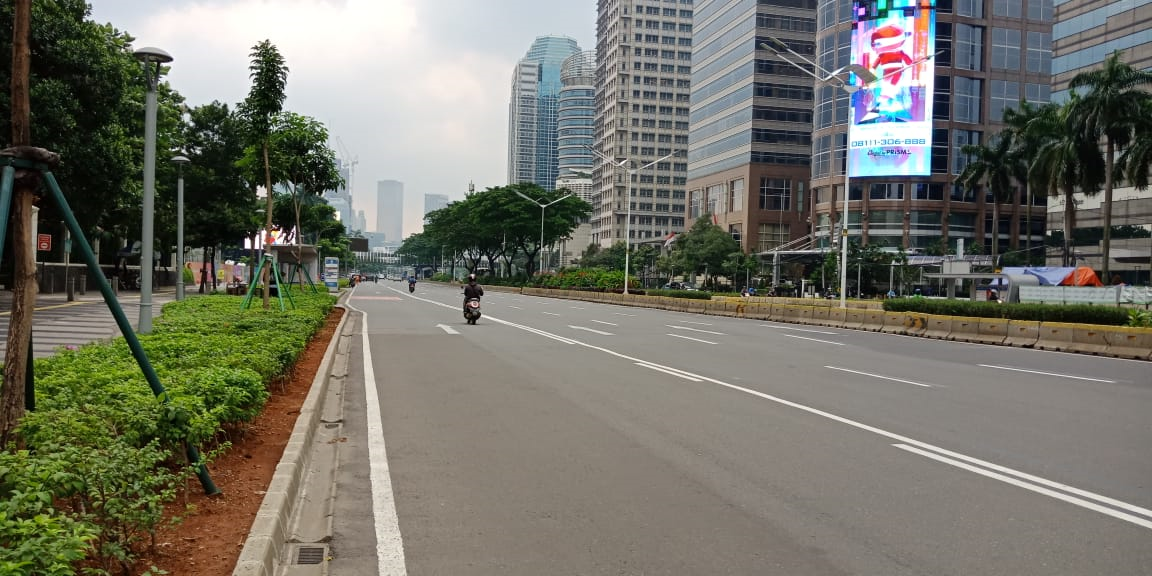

{"left": 508, "top": 35, "right": 584, "bottom": 190}
{"left": 376, "top": 180, "right": 404, "bottom": 243}
{"left": 557, "top": 50, "right": 598, "bottom": 181}
{"left": 1052, "top": 0, "right": 1151, "bottom": 100}
{"left": 323, "top": 158, "right": 355, "bottom": 227}
{"left": 807, "top": 0, "right": 1052, "bottom": 254}
{"left": 592, "top": 0, "right": 694, "bottom": 248}
{"left": 685, "top": 0, "right": 817, "bottom": 254}
{"left": 424, "top": 193, "right": 450, "bottom": 218}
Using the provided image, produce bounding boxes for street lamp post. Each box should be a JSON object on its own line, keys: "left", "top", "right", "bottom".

{"left": 514, "top": 191, "right": 574, "bottom": 275}
{"left": 760, "top": 37, "right": 940, "bottom": 309}
{"left": 133, "top": 47, "right": 172, "bottom": 333}
{"left": 585, "top": 148, "right": 677, "bottom": 294}
{"left": 171, "top": 155, "right": 190, "bottom": 301}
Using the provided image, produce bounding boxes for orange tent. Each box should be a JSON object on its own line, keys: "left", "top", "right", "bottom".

{"left": 1060, "top": 266, "right": 1103, "bottom": 286}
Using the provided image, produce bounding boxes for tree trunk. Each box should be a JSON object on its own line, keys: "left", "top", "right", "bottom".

{"left": 1063, "top": 184, "right": 1076, "bottom": 267}
{"left": 0, "top": 0, "right": 36, "bottom": 448}
{"left": 1025, "top": 184, "right": 1032, "bottom": 264}
{"left": 261, "top": 141, "right": 273, "bottom": 309}
{"left": 1101, "top": 138, "right": 1115, "bottom": 282}
{"left": 991, "top": 199, "right": 1000, "bottom": 262}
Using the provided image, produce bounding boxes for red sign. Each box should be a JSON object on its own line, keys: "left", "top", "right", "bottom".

{"left": 36, "top": 234, "right": 51, "bottom": 251}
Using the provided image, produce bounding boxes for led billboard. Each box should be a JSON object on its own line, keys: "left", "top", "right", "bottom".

{"left": 848, "top": 0, "right": 936, "bottom": 177}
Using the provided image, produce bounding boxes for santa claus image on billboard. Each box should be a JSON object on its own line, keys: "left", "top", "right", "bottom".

{"left": 859, "top": 22, "right": 915, "bottom": 123}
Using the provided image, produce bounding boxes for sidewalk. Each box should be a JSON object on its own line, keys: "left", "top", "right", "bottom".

{"left": 0, "top": 288, "right": 178, "bottom": 361}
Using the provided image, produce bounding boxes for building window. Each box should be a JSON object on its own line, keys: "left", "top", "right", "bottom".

{"left": 758, "top": 223, "right": 791, "bottom": 252}
{"left": 990, "top": 80, "right": 1020, "bottom": 122}
{"left": 706, "top": 183, "right": 725, "bottom": 214}
{"left": 953, "top": 77, "right": 983, "bottom": 124}
{"left": 936, "top": 23, "right": 953, "bottom": 67}
{"left": 759, "top": 178, "right": 791, "bottom": 211}
{"left": 914, "top": 183, "right": 945, "bottom": 200}
{"left": 991, "top": 28, "right": 1021, "bottom": 71}
{"left": 869, "top": 183, "right": 905, "bottom": 200}
{"left": 956, "top": 0, "right": 983, "bottom": 18}
{"left": 934, "top": 75, "right": 951, "bottom": 120}
{"left": 729, "top": 179, "right": 745, "bottom": 213}
{"left": 1027, "top": 31, "right": 1052, "bottom": 74}
{"left": 992, "top": 0, "right": 1021, "bottom": 18}
{"left": 689, "top": 189, "right": 701, "bottom": 219}
{"left": 1025, "top": 82, "right": 1050, "bottom": 105}
{"left": 1027, "top": 0, "right": 1052, "bottom": 21}
{"left": 813, "top": 134, "right": 831, "bottom": 178}
{"left": 909, "top": 211, "right": 943, "bottom": 231}
{"left": 953, "top": 130, "right": 982, "bottom": 176}
{"left": 955, "top": 24, "right": 984, "bottom": 72}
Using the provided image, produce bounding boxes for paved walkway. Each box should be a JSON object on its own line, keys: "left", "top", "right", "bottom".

{"left": 0, "top": 289, "right": 178, "bottom": 361}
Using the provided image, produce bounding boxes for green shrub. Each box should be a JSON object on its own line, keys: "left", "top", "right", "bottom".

{"left": 530, "top": 268, "right": 637, "bottom": 290}
{"left": 182, "top": 267, "right": 195, "bottom": 286}
{"left": 430, "top": 273, "right": 453, "bottom": 283}
{"left": 1129, "top": 309, "right": 1152, "bottom": 328}
{"left": 644, "top": 289, "right": 714, "bottom": 300}
{"left": 882, "top": 298, "right": 1131, "bottom": 326}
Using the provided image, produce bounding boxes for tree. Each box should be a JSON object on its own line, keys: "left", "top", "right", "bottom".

{"left": 958, "top": 132, "right": 1015, "bottom": 258}
{"left": 1069, "top": 50, "right": 1152, "bottom": 280}
{"left": 673, "top": 215, "right": 739, "bottom": 286}
{"left": 1002, "top": 101, "right": 1048, "bottom": 260}
{"left": 722, "top": 251, "right": 759, "bottom": 289}
{"left": 579, "top": 241, "right": 627, "bottom": 270}
{"left": 239, "top": 39, "right": 288, "bottom": 308}
{"left": 1025, "top": 98, "right": 1104, "bottom": 266}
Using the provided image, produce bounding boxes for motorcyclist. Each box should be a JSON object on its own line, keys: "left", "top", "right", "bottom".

{"left": 463, "top": 273, "right": 484, "bottom": 314}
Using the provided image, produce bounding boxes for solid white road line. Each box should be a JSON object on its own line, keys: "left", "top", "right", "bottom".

{"left": 590, "top": 320, "right": 618, "bottom": 326}
{"left": 825, "top": 366, "right": 932, "bottom": 388}
{"left": 667, "top": 333, "right": 718, "bottom": 345}
{"left": 569, "top": 325, "right": 614, "bottom": 336}
{"left": 436, "top": 324, "right": 459, "bottom": 335}
{"left": 508, "top": 305, "right": 523, "bottom": 309}
{"left": 345, "top": 297, "right": 409, "bottom": 574}
{"left": 542, "top": 311, "right": 561, "bottom": 316}
{"left": 783, "top": 334, "right": 845, "bottom": 346}
{"left": 394, "top": 287, "right": 1152, "bottom": 529}
{"left": 614, "top": 312, "right": 636, "bottom": 317}
{"left": 681, "top": 321, "right": 713, "bottom": 326}
{"left": 761, "top": 324, "right": 840, "bottom": 335}
{"left": 636, "top": 362, "right": 702, "bottom": 382}
{"left": 571, "top": 306, "right": 586, "bottom": 310}
{"left": 667, "top": 324, "right": 726, "bottom": 335}
{"left": 893, "top": 444, "right": 1152, "bottom": 530}
{"left": 978, "top": 364, "right": 1116, "bottom": 383}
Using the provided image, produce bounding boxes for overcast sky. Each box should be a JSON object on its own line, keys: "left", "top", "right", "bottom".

{"left": 88, "top": 0, "right": 596, "bottom": 239}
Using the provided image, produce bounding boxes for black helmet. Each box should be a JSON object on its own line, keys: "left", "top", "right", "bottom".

{"left": 468, "top": 273, "right": 477, "bottom": 282}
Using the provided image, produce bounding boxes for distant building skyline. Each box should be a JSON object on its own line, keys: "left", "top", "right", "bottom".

{"left": 508, "top": 35, "right": 583, "bottom": 191}
{"left": 424, "top": 193, "right": 450, "bottom": 220}
{"left": 376, "top": 180, "right": 405, "bottom": 243}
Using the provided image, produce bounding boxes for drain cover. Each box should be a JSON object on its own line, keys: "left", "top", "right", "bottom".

{"left": 296, "top": 546, "right": 325, "bottom": 565}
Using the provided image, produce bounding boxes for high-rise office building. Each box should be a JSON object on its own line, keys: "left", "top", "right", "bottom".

{"left": 685, "top": 0, "right": 817, "bottom": 254}
{"left": 508, "top": 35, "right": 583, "bottom": 191}
{"left": 376, "top": 180, "right": 404, "bottom": 243}
{"left": 556, "top": 50, "right": 598, "bottom": 264}
{"left": 355, "top": 210, "right": 367, "bottom": 234}
{"left": 806, "top": 0, "right": 1052, "bottom": 254}
{"left": 1051, "top": 0, "right": 1148, "bottom": 100}
{"left": 323, "top": 158, "right": 355, "bottom": 227}
{"left": 424, "top": 193, "right": 450, "bottom": 218}
{"left": 592, "top": 0, "right": 694, "bottom": 248}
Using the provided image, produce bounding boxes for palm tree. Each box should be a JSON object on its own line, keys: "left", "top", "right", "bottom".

{"left": 1026, "top": 98, "right": 1105, "bottom": 266}
{"left": 1068, "top": 50, "right": 1152, "bottom": 280}
{"left": 1003, "top": 101, "right": 1046, "bottom": 262}
{"left": 957, "top": 133, "right": 1015, "bottom": 259}
{"left": 1117, "top": 99, "right": 1152, "bottom": 189}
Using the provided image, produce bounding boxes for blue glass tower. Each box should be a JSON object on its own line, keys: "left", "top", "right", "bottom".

{"left": 508, "top": 35, "right": 582, "bottom": 190}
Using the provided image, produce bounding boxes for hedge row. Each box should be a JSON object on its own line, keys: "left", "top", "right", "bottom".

{"left": 882, "top": 298, "right": 1131, "bottom": 326}
{"left": 643, "top": 289, "right": 714, "bottom": 300}
{"left": 0, "top": 291, "right": 336, "bottom": 575}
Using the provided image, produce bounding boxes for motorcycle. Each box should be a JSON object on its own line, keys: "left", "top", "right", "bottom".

{"left": 408, "top": 281, "right": 416, "bottom": 293}
{"left": 463, "top": 298, "right": 482, "bottom": 324}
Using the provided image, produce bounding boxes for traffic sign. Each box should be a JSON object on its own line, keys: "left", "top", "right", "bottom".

{"left": 36, "top": 234, "right": 51, "bottom": 251}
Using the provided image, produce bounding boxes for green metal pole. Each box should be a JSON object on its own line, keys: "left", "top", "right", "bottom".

{"left": 240, "top": 255, "right": 267, "bottom": 310}
{"left": 24, "top": 336, "right": 33, "bottom": 411}
{"left": 42, "top": 170, "right": 220, "bottom": 495}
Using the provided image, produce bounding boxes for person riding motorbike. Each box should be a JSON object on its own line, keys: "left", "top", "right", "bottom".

{"left": 463, "top": 273, "right": 484, "bottom": 314}
{"left": 408, "top": 276, "right": 417, "bottom": 293}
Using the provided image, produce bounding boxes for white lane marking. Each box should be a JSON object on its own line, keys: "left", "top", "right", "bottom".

{"left": 508, "top": 305, "right": 523, "bottom": 309}
{"left": 667, "top": 333, "right": 718, "bottom": 345}
{"left": 394, "top": 288, "right": 579, "bottom": 345}
{"left": 345, "top": 295, "right": 409, "bottom": 574}
{"left": 571, "top": 306, "right": 586, "bottom": 310}
{"left": 393, "top": 287, "right": 1152, "bottom": 527}
{"left": 569, "top": 325, "right": 614, "bottom": 336}
{"left": 667, "top": 324, "right": 726, "bottom": 336}
{"left": 590, "top": 320, "right": 618, "bottom": 326}
{"left": 825, "top": 366, "right": 933, "bottom": 388}
{"left": 783, "top": 334, "right": 845, "bottom": 346}
{"left": 436, "top": 324, "right": 460, "bottom": 335}
{"left": 978, "top": 364, "right": 1115, "bottom": 383}
{"left": 681, "top": 321, "right": 713, "bottom": 326}
{"left": 636, "top": 362, "right": 701, "bottom": 382}
{"left": 761, "top": 324, "right": 839, "bottom": 335}
{"left": 542, "top": 311, "right": 561, "bottom": 316}
{"left": 614, "top": 312, "right": 636, "bottom": 317}
{"left": 894, "top": 444, "right": 1152, "bottom": 531}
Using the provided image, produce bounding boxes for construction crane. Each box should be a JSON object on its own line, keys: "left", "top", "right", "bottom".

{"left": 333, "top": 135, "right": 359, "bottom": 200}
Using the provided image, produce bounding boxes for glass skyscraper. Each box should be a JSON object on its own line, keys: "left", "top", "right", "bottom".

{"left": 508, "top": 35, "right": 583, "bottom": 191}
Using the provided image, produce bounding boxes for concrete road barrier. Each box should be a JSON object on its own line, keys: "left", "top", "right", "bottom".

{"left": 843, "top": 309, "right": 867, "bottom": 331}
{"left": 1035, "top": 322, "right": 1076, "bottom": 352}
{"left": 1103, "top": 326, "right": 1152, "bottom": 360}
{"left": 825, "top": 307, "right": 848, "bottom": 329}
{"left": 811, "top": 306, "right": 831, "bottom": 326}
{"left": 949, "top": 316, "right": 981, "bottom": 342}
{"left": 1004, "top": 320, "right": 1041, "bottom": 348}
{"left": 1069, "top": 324, "right": 1113, "bottom": 356}
{"left": 903, "top": 313, "right": 928, "bottom": 336}
{"left": 860, "top": 309, "right": 886, "bottom": 332}
{"left": 880, "top": 311, "right": 908, "bottom": 334}
{"left": 975, "top": 318, "right": 1009, "bottom": 345}
{"left": 923, "top": 315, "right": 953, "bottom": 340}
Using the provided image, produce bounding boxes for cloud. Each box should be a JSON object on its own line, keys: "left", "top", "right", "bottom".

{"left": 88, "top": 0, "right": 594, "bottom": 239}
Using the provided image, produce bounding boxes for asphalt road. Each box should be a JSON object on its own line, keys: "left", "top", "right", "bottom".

{"left": 329, "top": 281, "right": 1152, "bottom": 576}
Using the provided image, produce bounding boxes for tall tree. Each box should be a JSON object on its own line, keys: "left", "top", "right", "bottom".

{"left": 958, "top": 132, "right": 1015, "bottom": 259}
{"left": 673, "top": 215, "right": 740, "bottom": 286}
{"left": 1002, "top": 101, "right": 1047, "bottom": 262}
{"left": 239, "top": 39, "right": 288, "bottom": 308}
{"left": 182, "top": 101, "right": 256, "bottom": 259}
{"left": 1069, "top": 50, "right": 1152, "bottom": 280}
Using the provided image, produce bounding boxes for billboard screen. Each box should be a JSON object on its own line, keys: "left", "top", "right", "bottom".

{"left": 848, "top": 0, "right": 936, "bottom": 177}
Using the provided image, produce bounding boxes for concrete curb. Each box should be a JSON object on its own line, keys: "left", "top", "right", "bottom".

{"left": 233, "top": 293, "right": 353, "bottom": 576}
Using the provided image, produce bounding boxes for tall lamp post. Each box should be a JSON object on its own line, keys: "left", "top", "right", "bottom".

{"left": 133, "top": 46, "right": 172, "bottom": 333}
{"left": 585, "top": 147, "right": 677, "bottom": 294}
{"left": 514, "top": 191, "right": 574, "bottom": 275}
{"left": 760, "top": 37, "right": 939, "bottom": 309}
{"left": 171, "top": 155, "right": 190, "bottom": 301}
